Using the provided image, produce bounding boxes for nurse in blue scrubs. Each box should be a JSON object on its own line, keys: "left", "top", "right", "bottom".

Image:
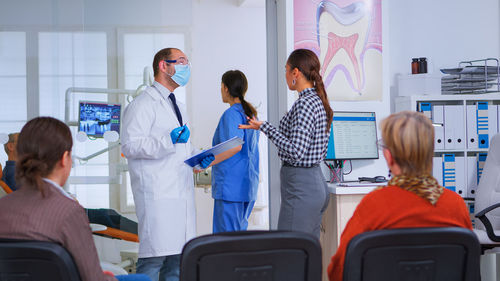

{"left": 209, "top": 70, "right": 260, "bottom": 233}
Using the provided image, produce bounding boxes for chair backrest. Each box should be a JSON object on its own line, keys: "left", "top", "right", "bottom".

{"left": 0, "top": 239, "right": 82, "bottom": 281}
{"left": 343, "top": 227, "right": 481, "bottom": 281}
{"left": 180, "top": 231, "right": 322, "bottom": 281}
{"left": 475, "top": 133, "right": 500, "bottom": 230}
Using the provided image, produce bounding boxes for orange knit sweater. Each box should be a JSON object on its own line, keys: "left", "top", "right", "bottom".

{"left": 327, "top": 185, "right": 472, "bottom": 281}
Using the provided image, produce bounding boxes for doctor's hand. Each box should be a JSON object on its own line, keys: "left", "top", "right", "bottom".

{"left": 170, "top": 124, "right": 190, "bottom": 144}
{"left": 238, "top": 116, "right": 263, "bottom": 130}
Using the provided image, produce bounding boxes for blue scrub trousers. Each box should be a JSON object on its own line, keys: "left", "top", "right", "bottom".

{"left": 213, "top": 200, "right": 255, "bottom": 233}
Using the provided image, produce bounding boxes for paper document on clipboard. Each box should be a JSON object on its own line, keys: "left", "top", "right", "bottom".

{"left": 184, "top": 136, "right": 244, "bottom": 167}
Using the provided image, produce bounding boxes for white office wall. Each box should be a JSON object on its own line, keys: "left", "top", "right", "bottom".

{"left": 337, "top": 0, "right": 500, "bottom": 179}
{"left": 0, "top": 32, "right": 27, "bottom": 162}
{"left": 2, "top": 0, "right": 499, "bottom": 257}
{"left": 0, "top": 0, "right": 191, "bottom": 27}
{"left": 0, "top": 0, "right": 267, "bottom": 236}
{"left": 190, "top": 1, "right": 267, "bottom": 149}
{"left": 345, "top": 0, "right": 500, "bottom": 179}
{"left": 388, "top": 0, "right": 500, "bottom": 102}
{"left": 190, "top": 0, "right": 268, "bottom": 235}
{"left": 278, "top": 0, "right": 391, "bottom": 180}
{"left": 278, "top": 0, "right": 500, "bottom": 181}
{"left": 330, "top": 0, "right": 389, "bottom": 180}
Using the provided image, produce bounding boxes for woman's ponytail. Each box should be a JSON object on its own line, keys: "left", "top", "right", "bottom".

{"left": 222, "top": 70, "right": 258, "bottom": 118}
{"left": 16, "top": 156, "right": 47, "bottom": 195}
{"left": 311, "top": 71, "right": 333, "bottom": 129}
{"left": 240, "top": 98, "right": 258, "bottom": 118}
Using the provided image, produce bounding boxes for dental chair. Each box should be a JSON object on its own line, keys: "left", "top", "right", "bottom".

{"left": 473, "top": 133, "right": 500, "bottom": 252}
{"left": 87, "top": 208, "right": 139, "bottom": 243}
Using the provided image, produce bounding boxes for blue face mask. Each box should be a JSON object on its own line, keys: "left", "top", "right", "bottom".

{"left": 171, "top": 64, "right": 191, "bottom": 87}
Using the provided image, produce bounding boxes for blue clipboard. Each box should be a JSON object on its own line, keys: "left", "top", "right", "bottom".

{"left": 184, "top": 136, "right": 245, "bottom": 167}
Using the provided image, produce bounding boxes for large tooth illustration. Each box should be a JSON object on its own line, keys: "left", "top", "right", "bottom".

{"left": 316, "top": 1, "right": 370, "bottom": 94}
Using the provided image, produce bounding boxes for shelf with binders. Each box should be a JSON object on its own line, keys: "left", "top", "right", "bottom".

{"left": 395, "top": 94, "right": 500, "bottom": 200}
{"left": 434, "top": 148, "right": 489, "bottom": 153}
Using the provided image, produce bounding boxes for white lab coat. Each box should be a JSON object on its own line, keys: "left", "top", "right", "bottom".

{"left": 121, "top": 81, "right": 196, "bottom": 258}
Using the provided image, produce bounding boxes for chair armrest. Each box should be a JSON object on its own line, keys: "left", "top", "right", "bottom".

{"left": 475, "top": 203, "right": 500, "bottom": 242}
{"left": 476, "top": 203, "right": 500, "bottom": 218}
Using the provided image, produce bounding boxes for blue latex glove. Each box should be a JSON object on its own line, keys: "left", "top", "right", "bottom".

{"left": 200, "top": 154, "right": 215, "bottom": 169}
{"left": 170, "top": 124, "right": 190, "bottom": 144}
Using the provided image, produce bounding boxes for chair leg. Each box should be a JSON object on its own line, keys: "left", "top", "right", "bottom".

{"left": 496, "top": 254, "right": 500, "bottom": 281}
{"left": 480, "top": 253, "right": 498, "bottom": 281}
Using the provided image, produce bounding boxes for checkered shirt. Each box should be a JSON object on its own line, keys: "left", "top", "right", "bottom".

{"left": 260, "top": 88, "right": 330, "bottom": 167}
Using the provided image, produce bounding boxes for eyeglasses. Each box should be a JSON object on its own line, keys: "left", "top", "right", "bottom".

{"left": 165, "top": 57, "right": 190, "bottom": 66}
{"left": 376, "top": 139, "right": 387, "bottom": 150}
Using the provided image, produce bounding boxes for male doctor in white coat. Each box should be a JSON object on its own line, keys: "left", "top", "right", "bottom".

{"left": 121, "top": 48, "right": 214, "bottom": 281}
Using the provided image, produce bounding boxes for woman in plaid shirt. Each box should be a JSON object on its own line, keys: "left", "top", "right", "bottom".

{"left": 239, "top": 49, "right": 333, "bottom": 239}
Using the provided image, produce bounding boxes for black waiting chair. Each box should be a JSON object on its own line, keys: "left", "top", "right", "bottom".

{"left": 0, "top": 239, "right": 81, "bottom": 281}
{"left": 180, "top": 231, "right": 322, "bottom": 281}
{"left": 473, "top": 134, "right": 500, "bottom": 253}
{"left": 343, "top": 227, "right": 481, "bottom": 281}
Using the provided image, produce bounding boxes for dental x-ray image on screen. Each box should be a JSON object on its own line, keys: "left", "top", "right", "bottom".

{"left": 79, "top": 101, "right": 121, "bottom": 138}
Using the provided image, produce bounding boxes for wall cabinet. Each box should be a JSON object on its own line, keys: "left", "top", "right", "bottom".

{"left": 395, "top": 93, "right": 500, "bottom": 200}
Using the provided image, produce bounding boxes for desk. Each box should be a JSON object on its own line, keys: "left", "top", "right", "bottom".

{"left": 320, "top": 183, "right": 382, "bottom": 281}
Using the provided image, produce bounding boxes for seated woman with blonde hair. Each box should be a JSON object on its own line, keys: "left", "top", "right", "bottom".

{"left": 0, "top": 117, "right": 150, "bottom": 281}
{"left": 327, "top": 111, "right": 472, "bottom": 281}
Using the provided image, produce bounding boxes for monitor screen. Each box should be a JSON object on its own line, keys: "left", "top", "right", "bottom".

{"left": 78, "top": 101, "right": 121, "bottom": 138}
{"left": 325, "top": 111, "right": 379, "bottom": 160}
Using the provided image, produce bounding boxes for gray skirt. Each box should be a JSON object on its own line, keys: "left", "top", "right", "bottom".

{"left": 278, "top": 164, "right": 330, "bottom": 239}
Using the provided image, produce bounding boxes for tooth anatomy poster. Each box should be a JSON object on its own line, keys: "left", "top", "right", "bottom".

{"left": 294, "top": 0, "right": 382, "bottom": 101}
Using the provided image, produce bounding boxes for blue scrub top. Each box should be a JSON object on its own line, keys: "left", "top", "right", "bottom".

{"left": 2, "top": 160, "right": 17, "bottom": 191}
{"left": 211, "top": 103, "right": 259, "bottom": 202}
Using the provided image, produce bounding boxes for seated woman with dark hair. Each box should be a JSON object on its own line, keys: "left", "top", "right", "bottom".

{"left": 0, "top": 117, "right": 149, "bottom": 281}
{"left": 327, "top": 111, "right": 473, "bottom": 281}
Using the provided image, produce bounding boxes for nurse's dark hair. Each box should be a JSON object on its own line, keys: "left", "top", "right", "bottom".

{"left": 15, "top": 117, "right": 73, "bottom": 196}
{"left": 152, "top": 48, "right": 179, "bottom": 77}
{"left": 221, "top": 70, "right": 257, "bottom": 118}
{"left": 287, "top": 49, "right": 333, "bottom": 130}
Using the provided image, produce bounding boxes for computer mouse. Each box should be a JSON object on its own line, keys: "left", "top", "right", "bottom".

{"left": 374, "top": 176, "right": 387, "bottom": 183}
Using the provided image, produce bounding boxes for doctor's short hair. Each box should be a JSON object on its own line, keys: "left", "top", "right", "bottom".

{"left": 3, "top": 133, "right": 18, "bottom": 155}
{"left": 153, "top": 48, "right": 180, "bottom": 77}
{"left": 380, "top": 111, "right": 434, "bottom": 177}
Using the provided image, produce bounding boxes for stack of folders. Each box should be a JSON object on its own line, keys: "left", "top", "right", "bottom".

{"left": 432, "top": 153, "right": 487, "bottom": 199}
{"left": 419, "top": 102, "right": 499, "bottom": 150}
{"left": 421, "top": 101, "right": 497, "bottom": 199}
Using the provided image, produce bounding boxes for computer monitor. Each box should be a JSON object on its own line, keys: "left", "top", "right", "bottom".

{"left": 325, "top": 111, "right": 379, "bottom": 160}
{"left": 78, "top": 101, "right": 121, "bottom": 138}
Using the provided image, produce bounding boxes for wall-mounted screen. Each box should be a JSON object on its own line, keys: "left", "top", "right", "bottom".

{"left": 78, "top": 101, "right": 121, "bottom": 138}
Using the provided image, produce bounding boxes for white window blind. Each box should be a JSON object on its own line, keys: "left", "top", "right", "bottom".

{"left": 38, "top": 32, "right": 110, "bottom": 208}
